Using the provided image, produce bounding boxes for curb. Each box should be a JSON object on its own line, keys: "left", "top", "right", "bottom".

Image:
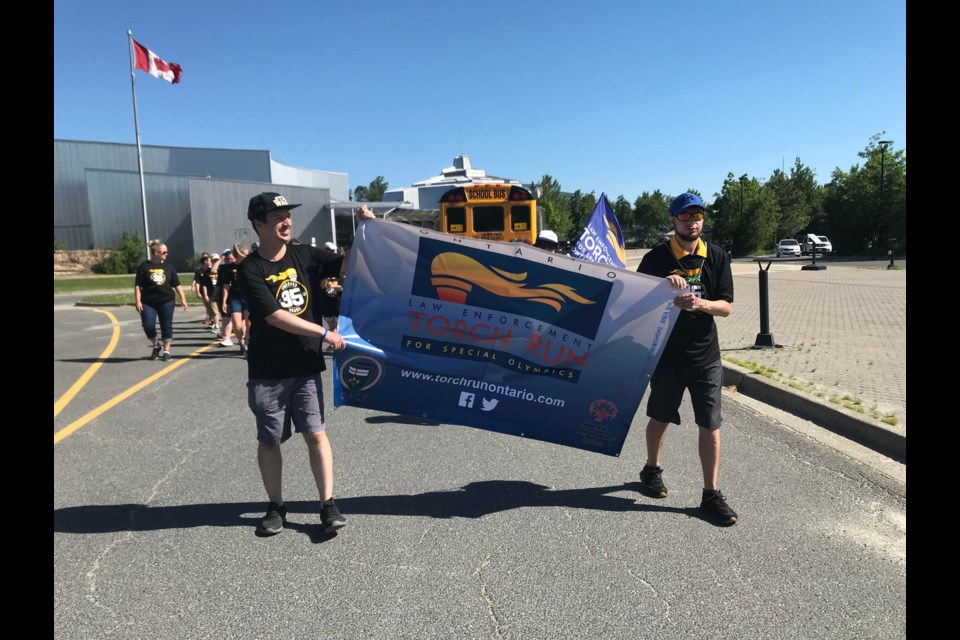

{"left": 74, "top": 301, "right": 133, "bottom": 307}
{"left": 721, "top": 363, "right": 906, "bottom": 463}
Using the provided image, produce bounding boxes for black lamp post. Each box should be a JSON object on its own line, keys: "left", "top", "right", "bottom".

{"left": 738, "top": 174, "right": 747, "bottom": 221}
{"left": 878, "top": 140, "right": 893, "bottom": 258}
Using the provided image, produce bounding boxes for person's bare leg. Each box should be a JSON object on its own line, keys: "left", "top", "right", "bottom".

{"left": 304, "top": 431, "right": 334, "bottom": 501}
{"left": 257, "top": 443, "right": 283, "bottom": 504}
{"left": 645, "top": 418, "right": 669, "bottom": 466}
{"left": 232, "top": 312, "right": 245, "bottom": 345}
{"left": 698, "top": 427, "right": 720, "bottom": 490}
{"left": 221, "top": 305, "right": 233, "bottom": 340}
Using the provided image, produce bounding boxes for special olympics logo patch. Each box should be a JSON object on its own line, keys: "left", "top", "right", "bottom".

{"left": 589, "top": 399, "right": 618, "bottom": 422}
{"left": 338, "top": 355, "right": 385, "bottom": 392}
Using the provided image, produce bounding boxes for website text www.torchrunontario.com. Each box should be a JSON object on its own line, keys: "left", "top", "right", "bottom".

{"left": 399, "top": 369, "right": 566, "bottom": 407}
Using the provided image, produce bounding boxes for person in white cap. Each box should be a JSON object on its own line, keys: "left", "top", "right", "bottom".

{"left": 535, "top": 229, "right": 559, "bottom": 252}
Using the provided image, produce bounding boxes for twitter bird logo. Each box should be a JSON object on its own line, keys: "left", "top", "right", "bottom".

{"left": 481, "top": 398, "right": 499, "bottom": 411}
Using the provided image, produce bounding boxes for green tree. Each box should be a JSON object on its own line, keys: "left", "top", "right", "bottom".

{"left": 567, "top": 189, "right": 597, "bottom": 237}
{"left": 611, "top": 195, "right": 633, "bottom": 238}
{"left": 352, "top": 176, "right": 389, "bottom": 202}
{"left": 367, "top": 176, "right": 389, "bottom": 201}
{"left": 633, "top": 191, "right": 671, "bottom": 247}
{"left": 93, "top": 231, "right": 144, "bottom": 274}
{"left": 765, "top": 159, "right": 821, "bottom": 243}
{"left": 711, "top": 177, "right": 777, "bottom": 256}
{"left": 820, "top": 134, "right": 907, "bottom": 257}
{"left": 533, "top": 175, "right": 573, "bottom": 240}
{"left": 822, "top": 134, "right": 905, "bottom": 257}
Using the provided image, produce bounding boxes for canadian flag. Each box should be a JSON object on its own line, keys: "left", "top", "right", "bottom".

{"left": 132, "top": 39, "right": 182, "bottom": 84}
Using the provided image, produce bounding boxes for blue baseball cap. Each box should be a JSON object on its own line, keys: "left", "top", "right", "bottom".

{"left": 670, "top": 192, "right": 705, "bottom": 216}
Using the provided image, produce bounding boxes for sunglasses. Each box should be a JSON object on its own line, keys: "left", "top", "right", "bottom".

{"left": 157, "top": 251, "right": 169, "bottom": 255}
{"left": 674, "top": 211, "right": 704, "bottom": 222}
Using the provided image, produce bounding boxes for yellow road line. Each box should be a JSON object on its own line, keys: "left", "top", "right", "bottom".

{"left": 53, "top": 339, "right": 221, "bottom": 445}
{"left": 54, "top": 308, "right": 120, "bottom": 418}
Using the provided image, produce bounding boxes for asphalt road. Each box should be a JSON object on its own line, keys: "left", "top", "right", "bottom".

{"left": 54, "top": 298, "right": 906, "bottom": 640}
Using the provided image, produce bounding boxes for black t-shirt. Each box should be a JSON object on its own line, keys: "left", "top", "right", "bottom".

{"left": 221, "top": 262, "right": 245, "bottom": 300}
{"left": 637, "top": 239, "right": 734, "bottom": 368}
{"left": 135, "top": 260, "right": 180, "bottom": 306}
{"left": 239, "top": 244, "right": 344, "bottom": 379}
{"left": 198, "top": 266, "right": 217, "bottom": 294}
{"left": 319, "top": 277, "right": 343, "bottom": 318}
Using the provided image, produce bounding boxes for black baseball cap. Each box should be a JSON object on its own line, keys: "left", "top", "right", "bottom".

{"left": 247, "top": 192, "right": 301, "bottom": 221}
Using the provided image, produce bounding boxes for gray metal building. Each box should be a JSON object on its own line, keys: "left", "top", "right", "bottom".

{"left": 54, "top": 139, "right": 350, "bottom": 271}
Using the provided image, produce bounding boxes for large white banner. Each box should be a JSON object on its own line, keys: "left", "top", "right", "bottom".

{"left": 333, "top": 220, "right": 679, "bottom": 456}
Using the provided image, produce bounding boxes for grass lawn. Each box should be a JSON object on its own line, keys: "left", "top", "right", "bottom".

{"left": 53, "top": 274, "right": 140, "bottom": 293}
{"left": 54, "top": 274, "right": 201, "bottom": 305}
{"left": 76, "top": 293, "right": 137, "bottom": 305}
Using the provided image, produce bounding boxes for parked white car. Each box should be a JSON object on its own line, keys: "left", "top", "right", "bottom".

{"left": 776, "top": 238, "right": 801, "bottom": 257}
{"left": 799, "top": 233, "right": 832, "bottom": 255}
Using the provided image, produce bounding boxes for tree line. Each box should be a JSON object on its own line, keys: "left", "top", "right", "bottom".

{"left": 353, "top": 133, "right": 905, "bottom": 258}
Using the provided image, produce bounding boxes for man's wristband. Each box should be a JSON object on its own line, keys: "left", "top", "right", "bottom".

{"left": 320, "top": 326, "right": 328, "bottom": 340}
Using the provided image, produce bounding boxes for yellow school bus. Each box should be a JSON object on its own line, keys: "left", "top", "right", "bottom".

{"left": 438, "top": 184, "right": 539, "bottom": 244}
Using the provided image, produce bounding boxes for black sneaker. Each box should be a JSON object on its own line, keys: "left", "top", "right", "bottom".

{"left": 258, "top": 502, "right": 287, "bottom": 535}
{"left": 638, "top": 464, "right": 668, "bottom": 498}
{"left": 320, "top": 498, "right": 347, "bottom": 533}
{"left": 161, "top": 350, "right": 171, "bottom": 361}
{"left": 150, "top": 343, "right": 161, "bottom": 360}
{"left": 700, "top": 489, "right": 738, "bottom": 526}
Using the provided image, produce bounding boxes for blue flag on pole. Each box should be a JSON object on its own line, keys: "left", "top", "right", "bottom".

{"left": 569, "top": 193, "right": 626, "bottom": 268}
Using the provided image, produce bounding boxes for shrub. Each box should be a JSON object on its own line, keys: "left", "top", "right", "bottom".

{"left": 93, "top": 232, "right": 145, "bottom": 274}
{"left": 54, "top": 238, "right": 64, "bottom": 251}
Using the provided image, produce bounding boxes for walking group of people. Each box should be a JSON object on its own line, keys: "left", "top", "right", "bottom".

{"left": 189, "top": 245, "right": 252, "bottom": 355}
{"left": 134, "top": 188, "right": 737, "bottom": 540}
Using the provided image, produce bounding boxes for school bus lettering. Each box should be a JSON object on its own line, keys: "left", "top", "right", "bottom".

{"left": 467, "top": 187, "right": 508, "bottom": 201}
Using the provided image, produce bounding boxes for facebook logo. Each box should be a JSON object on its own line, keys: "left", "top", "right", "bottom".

{"left": 459, "top": 392, "right": 475, "bottom": 408}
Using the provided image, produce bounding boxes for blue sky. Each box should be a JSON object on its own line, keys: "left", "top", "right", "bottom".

{"left": 54, "top": 0, "right": 906, "bottom": 204}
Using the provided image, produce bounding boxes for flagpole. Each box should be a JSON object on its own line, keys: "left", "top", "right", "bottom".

{"left": 128, "top": 30, "right": 151, "bottom": 260}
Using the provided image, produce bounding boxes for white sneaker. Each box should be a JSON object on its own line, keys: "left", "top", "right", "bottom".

{"left": 219, "top": 337, "right": 234, "bottom": 347}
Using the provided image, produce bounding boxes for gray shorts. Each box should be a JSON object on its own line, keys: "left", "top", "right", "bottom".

{"left": 646, "top": 360, "right": 723, "bottom": 429}
{"left": 247, "top": 374, "right": 327, "bottom": 445}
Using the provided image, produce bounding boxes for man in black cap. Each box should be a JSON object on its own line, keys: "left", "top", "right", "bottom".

{"left": 635, "top": 192, "right": 738, "bottom": 526}
{"left": 239, "top": 192, "right": 376, "bottom": 536}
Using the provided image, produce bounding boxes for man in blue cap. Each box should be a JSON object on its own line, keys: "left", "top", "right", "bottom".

{"left": 635, "top": 192, "right": 738, "bottom": 526}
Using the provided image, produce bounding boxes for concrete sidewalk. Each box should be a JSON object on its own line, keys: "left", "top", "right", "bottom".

{"left": 625, "top": 251, "right": 906, "bottom": 462}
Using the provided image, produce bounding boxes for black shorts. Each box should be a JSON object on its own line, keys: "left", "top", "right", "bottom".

{"left": 646, "top": 360, "right": 723, "bottom": 429}
{"left": 319, "top": 293, "right": 341, "bottom": 320}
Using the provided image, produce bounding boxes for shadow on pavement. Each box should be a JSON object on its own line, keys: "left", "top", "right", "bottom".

{"left": 55, "top": 481, "right": 724, "bottom": 535}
